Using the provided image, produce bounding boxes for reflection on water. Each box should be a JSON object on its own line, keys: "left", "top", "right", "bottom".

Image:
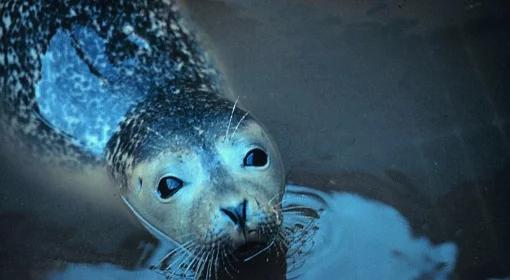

{"left": 48, "top": 185, "right": 456, "bottom": 280}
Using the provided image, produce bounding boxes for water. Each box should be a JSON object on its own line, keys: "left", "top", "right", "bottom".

{"left": 182, "top": 0, "right": 510, "bottom": 278}
{"left": 2, "top": 0, "right": 510, "bottom": 279}
{"left": 45, "top": 185, "right": 457, "bottom": 280}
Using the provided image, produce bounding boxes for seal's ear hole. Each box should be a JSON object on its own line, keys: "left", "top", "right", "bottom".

{"left": 157, "top": 176, "right": 183, "bottom": 199}
{"left": 136, "top": 177, "right": 143, "bottom": 192}
{"left": 243, "top": 148, "right": 268, "bottom": 167}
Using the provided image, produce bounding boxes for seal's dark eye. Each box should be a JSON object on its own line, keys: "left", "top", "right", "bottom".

{"left": 243, "top": 148, "right": 268, "bottom": 167}
{"left": 157, "top": 176, "right": 183, "bottom": 199}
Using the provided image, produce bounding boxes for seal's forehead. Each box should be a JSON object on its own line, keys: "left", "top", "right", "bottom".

{"left": 216, "top": 119, "right": 266, "bottom": 144}
{"left": 130, "top": 93, "right": 259, "bottom": 161}
{"left": 161, "top": 117, "right": 261, "bottom": 152}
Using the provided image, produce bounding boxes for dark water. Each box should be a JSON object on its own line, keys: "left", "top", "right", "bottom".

{"left": 1, "top": 0, "right": 510, "bottom": 279}
{"left": 182, "top": 0, "right": 510, "bottom": 278}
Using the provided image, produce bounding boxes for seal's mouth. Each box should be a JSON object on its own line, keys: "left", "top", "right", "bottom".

{"left": 233, "top": 241, "right": 271, "bottom": 261}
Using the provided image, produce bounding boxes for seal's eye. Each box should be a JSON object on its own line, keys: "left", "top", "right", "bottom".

{"left": 157, "top": 176, "right": 183, "bottom": 199}
{"left": 243, "top": 148, "right": 268, "bottom": 167}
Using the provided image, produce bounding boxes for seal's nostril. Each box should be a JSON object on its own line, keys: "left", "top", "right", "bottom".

{"left": 220, "top": 208, "right": 239, "bottom": 225}
{"left": 220, "top": 199, "right": 248, "bottom": 227}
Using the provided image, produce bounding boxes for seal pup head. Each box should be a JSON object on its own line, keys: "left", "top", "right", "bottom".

{"left": 106, "top": 91, "right": 285, "bottom": 260}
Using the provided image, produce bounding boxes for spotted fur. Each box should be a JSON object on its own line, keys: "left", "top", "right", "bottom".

{"left": 0, "top": 0, "right": 221, "bottom": 167}
{"left": 0, "top": 4, "right": 294, "bottom": 278}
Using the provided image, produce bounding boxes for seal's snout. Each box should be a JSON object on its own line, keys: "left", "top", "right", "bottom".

{"left": 220, "top": 199, "right": 248, "bottom": 228}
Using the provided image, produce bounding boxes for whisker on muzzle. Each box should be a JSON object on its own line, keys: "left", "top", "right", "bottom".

{"left": 151, "top": 200, "right": 320, "bottom": 280}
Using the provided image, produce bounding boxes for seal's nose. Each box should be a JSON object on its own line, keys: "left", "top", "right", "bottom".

{"left": 220, "top": 199, "right": 248, "bottom": 228}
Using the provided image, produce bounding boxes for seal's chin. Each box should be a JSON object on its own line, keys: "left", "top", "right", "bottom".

{"left": 223, "top": 226, "right": 278, "bottom": 260}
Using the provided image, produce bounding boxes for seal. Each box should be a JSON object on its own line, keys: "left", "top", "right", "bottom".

{"left": 1, "top": 0, "right": 286, "bottom": 277}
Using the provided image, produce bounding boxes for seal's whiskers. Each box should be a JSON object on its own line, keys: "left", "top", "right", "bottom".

{"left": 220, "top": 245, "right": 236, "bottom": 278}
{"left": 267, "top": 190, "right": 283, "bottom": 207}
{"left": 243, "top": 239, "right": 276, "bottom": 262}
{"left": 199, "top": 249, "right": 215, "bottom": 280}
{"left": 207, "top": 244, "right": 219, "bottom": 280}
{"left": 224, "top": 96, "right": 239, "bottom": 142}
{"left": 230, "top": 111, "right": 249, "bottom": 140}
{"left": 185, "top": 246, "right": 207, "bottom": 278}
{"left": 158, "top": 240, "right": 193, "bottom": 265}
{"left": 213, "top": 243, "right": 221, "bottom": 280}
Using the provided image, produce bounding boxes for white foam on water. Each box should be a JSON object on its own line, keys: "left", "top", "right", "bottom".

{"left": 285, "top": 185, "right": 457, "bottom": 280}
